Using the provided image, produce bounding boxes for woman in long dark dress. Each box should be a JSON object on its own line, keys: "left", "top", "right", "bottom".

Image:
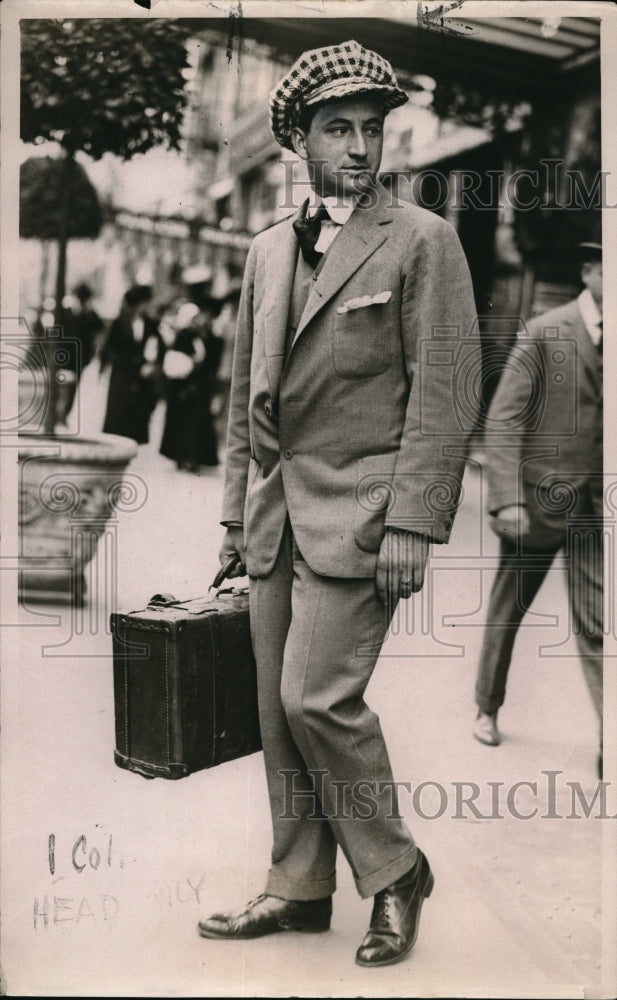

{"left": 100, "top": 285, "right": 165, "bottom": 444}
{"left": 159, "top": 299, "right": 224, "bottom": 471}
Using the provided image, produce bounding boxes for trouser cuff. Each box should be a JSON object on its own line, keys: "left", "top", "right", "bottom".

{"left": 475, "top": 693, "right": 502, "bottom": 714}
{"left": 265, "top": 868, "right": 336, "bottom": 901}
{"left": 355, "top": 846, "right": 418, "bottom": 899}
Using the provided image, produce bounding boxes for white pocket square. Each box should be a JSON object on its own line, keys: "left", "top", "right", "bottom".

{"left": 337, "top": 290, "right": 392, "bottom": 314}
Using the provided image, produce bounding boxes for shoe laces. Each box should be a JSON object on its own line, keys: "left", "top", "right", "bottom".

{"left": 372, "top": 888, "right": 393, "bottom": 928}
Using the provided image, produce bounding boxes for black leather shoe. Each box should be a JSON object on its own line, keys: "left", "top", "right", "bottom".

{"left": 197, "top": 893, "right": 332, "bottom": 939}
{"left": 355, "top": 850, "right": 434, "bottom": 967}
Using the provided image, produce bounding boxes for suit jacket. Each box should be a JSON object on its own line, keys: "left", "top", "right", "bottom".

{"left": 486, "top": 297, "right": 603, "bottom": 520}
{"left": 222, "top": 183, "right": 479, "bottom": 578}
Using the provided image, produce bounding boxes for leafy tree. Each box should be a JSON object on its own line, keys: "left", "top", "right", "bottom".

{"left": 20, "top": 17, "right": 191, "bottom": 432}
{"left": 20, "top": 18, "right": 191, "bottom": 158}
{"left": 20, "top": 156, "right": 102, "bottom": 240}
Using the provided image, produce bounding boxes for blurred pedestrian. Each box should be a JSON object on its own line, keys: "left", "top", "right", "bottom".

{"left": 55, "top": 283, "right": 105, "bottom": 426}
{"left": 100, "top": 284, "right": 165, "bottom": 444}
{"left": 473, "top": 242, "right": 603, "bottom": 770}
{"left": 211, "top": 282, "right": 242, "bottom": 444}
{"left": 159, "top": 297, "right": 224, "bottom": 471}
{"left": 72, "top": 282, "right": 105, "bottom": 357}
{"left": 181, "top": 262, "right": 213, "bottom": 313}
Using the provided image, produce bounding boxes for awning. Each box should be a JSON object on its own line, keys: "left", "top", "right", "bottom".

{"left": 190, "top": 14, "right": 600, "bottom": 99}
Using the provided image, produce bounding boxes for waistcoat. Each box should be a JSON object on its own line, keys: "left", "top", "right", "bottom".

{"left": 285, "top": 249, "right": 317, "bottom": 357}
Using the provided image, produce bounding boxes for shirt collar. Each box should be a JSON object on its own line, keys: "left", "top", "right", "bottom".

{"left": 578, "top": 288, "right": 602, "bottom": 344}
{"left": 307, "top": 192, "right": 356, "bottom": 226}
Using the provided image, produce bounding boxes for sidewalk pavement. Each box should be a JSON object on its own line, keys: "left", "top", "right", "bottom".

{"left": 1, "top": 385, "right": 614, "bottom": 997}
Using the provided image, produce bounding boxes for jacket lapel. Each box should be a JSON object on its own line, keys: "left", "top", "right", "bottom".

{"left": 290, "top": 185, "right": 393, "bottom": 348}
{"left": 569, "top": 302, "right": 602, "bottom": 394}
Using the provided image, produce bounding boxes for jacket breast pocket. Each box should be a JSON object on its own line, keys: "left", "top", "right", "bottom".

{"left": 333, "top": 308, "right": 391, "bottom": 379}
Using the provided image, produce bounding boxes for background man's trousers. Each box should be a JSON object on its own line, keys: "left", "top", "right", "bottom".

{"left": 249, "top": 522, "right": 417, "bottom": 902}
{"left": 475, "top": 487, "right": 603, "bottom": 722}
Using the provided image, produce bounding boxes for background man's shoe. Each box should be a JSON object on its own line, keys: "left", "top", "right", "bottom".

{"left": 355, "top": 850, "right": 434, "bottom": 967}
{"left": 197, "top": 893, "right": 332, "bottom": 939}
{"left": 473, "top": 711, "right": 500, "bottom": 746}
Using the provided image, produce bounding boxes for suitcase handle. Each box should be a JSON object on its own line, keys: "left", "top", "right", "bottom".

{"left": 142, "top": 557, "right": 246, "bottom": 611}
{"left": 148, "top": 592, "right": 180, "bottom": 607}
{"left": 211, "top": 554, "right": 244, "bottom": 591}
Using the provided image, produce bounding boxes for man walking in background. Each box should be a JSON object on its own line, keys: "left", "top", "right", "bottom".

{"left": 473, "top": 242, "right": 603, "bottom": 769}
{"left": 199, "top": 40, "right": 478, "bottom": 967}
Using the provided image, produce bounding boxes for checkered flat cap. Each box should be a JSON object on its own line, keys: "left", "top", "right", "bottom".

{"left": 270, "top": 39, "right": 408, "bottom": 149}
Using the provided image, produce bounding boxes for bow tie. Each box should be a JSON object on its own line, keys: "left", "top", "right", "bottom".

{"left": 293, "top": 204, "right": 331, "bottom": 268}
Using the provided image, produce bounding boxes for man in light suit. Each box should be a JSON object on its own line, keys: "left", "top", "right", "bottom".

{"left": 473, "top": 242, "right": 603, "bottom": 760}
{"left": 198, "top": 41, "right": 478, "bottom": 967}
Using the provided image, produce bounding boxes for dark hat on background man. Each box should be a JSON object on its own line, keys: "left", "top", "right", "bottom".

{"left": 199, "top": 293, "right": 227, "bottom": 318}
{"left": 269, "top": 39, "right": 409, "bottom": 150}
{"left": 577, "top": 241, "right": 602, "bottom": 262}
{"left": 73, "top": 282, "right": 94, "bottom": 301}
{"left": 125, "top": 284, "right": 153, "bottom": 307}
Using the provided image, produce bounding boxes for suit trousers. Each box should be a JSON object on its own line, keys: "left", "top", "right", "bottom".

{"left": 474, "top": 505, "right": 603, "bottom": 722}
{"left": 249, "top": 521, "right": 417, "bottom": 901}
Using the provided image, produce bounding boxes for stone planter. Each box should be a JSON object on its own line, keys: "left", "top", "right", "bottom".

{"left": 18, "top": 433, "right": 138, "bottom": 605}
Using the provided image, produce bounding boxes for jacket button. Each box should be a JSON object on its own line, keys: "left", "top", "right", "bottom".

{"left": 264, "top": 401, "right": 272, "bottom": 418}
{"left": 284, "top": 449, "right": 293, "bottom": 460}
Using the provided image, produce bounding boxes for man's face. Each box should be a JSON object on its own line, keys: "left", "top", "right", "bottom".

{"left": 582, "top": 260, "right": 603, "bottom": 311}
{"left": 291, "top": 97, "right": 384, "bottom": 201}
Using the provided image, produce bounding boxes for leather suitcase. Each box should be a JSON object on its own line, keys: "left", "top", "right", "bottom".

{"left": 111, "top": 561, "right": 261, "bottom": 779}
